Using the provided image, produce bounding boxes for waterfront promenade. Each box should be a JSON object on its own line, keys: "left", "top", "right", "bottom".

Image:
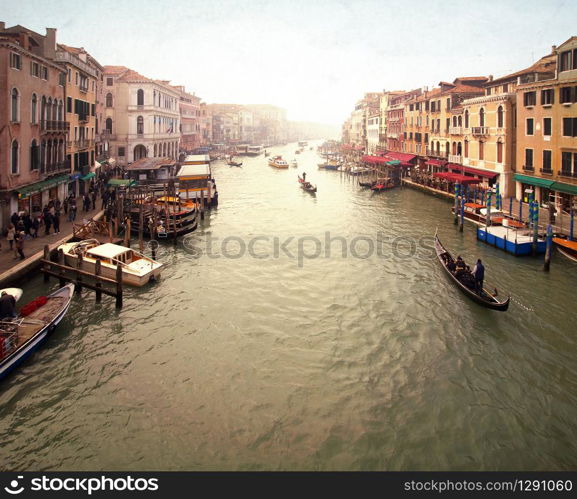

{"left": 0, "top": 203, "right": 104, "bottom": 287}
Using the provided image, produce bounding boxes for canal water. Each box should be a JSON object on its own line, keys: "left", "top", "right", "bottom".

{"left": 1, "top": 141, "right": 576, "bottom": 471}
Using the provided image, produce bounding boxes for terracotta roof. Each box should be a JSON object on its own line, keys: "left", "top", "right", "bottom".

{"left": 490, "top": 53, "right": 556, "bottom": 84}
{"left": 454, "top": 76, "right": 488, "bottom": 82}
{"left": 58, "top": 43, "right": 83, "bottom": 55}
{"left": 447, "top": 83, "right": 486, "bottom": 94}
{"left": 116, "top": 68, "right": 153, "bottom": 83}
{"left": 104, "top": 65, "right": 129, "bottom": 75}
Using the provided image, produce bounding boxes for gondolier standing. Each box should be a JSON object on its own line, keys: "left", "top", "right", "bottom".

{"left": 472, "top": 259, "right": 485, "bottom": 295}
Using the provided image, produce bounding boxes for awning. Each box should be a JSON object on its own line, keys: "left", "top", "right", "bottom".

{"left": 383, "top": 151, "right": 417, "bottom": 163}
{"left": 513, "top": 173, "right": 555, "bottom": 189}
{"left": 433, "top": 172, "right": 480, "bottom": 184}
{"left": 426, "top": 159, "right": 445, "bottom": 167}
{"left": 81, "top": 172, "right": 95, "bottom": 181}
{"left": 16, "top": 174, "right": 69, "bottom": 199}
{"left": 108, "top": 179, "right": 136, "bottom": 187}
{"left": 551, "top": 181, "right": 577, "bottom": 196}
{"left": 69, "top": 173, "right": 82, "bottom": 181}
{"left": 362, "top": 155, "right": 388, "bottom": 165}
{"left": 448, "top": 164, "right": 498, "bottom": 179}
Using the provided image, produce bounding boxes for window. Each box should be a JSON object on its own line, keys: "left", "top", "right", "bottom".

{"left": 42, "top": 66, "right": 48, "bottom": 80}
{"left": 105, "top": 118, "right": 113, "bottom": 133}
{"left": 76, "top": 72, "right": 78, "bottom": 85}
{"left": 446, "top": 98, "right": 451, "bottom": 110}
{"left": 560, "top": 86, "right": 577, "bottom": 104}
{"left": 464, "top": 140, "right": 468, "bottom": 158}
{"left": 526, "top": 118, "right": 534, "bottom": 135}
{"left": 137, "top": 115, "right": 144, "bottom": 134}
{"left": 543, "top": 117, "right": 552, "bottom": 136}
{"left": 497, "top": 106, "right": 504, "bottom": 128}
{"left": 525, "top": 148, "right": 533, "bottom": 168}
{"left": 542, "top": 150, "right": 552, "bottom": 172}
{"left": 91, "top": 104, "right": 95, "bottom": 117}
{"left": 106, "top": 93, "right": 113, "bottom": 107}
{"left": 30, "top": 140, "right": 39, "bottom": 171}
{"left": 464, "top": 110, "right": 469, "bottom": 128}
{"left": 59, "top": 72, "right": 66, "bottom": 86}
{"left": 11, "top": 139, "right": 20, "bottom": 174}
{"left": 479, "top": 108, "right": 485, "bottom": 127}
{"left": 561, "top": 152, "right": 573, "bottom": 175}
{"left": 30, "top": 61, "right": 39, "bottom": 77}
{"left": 559, "top": 50, "right": 576, "bottom": 72}
{"left": 486, "top": 87, "right": 492, "bottom": 96}
{"left": 502, "top": 84, "right": 509, "bottom": 93}
{"left": 541, "top": 88, "right": 554, "bottom": 105}
{"left": 524, "top": 91, "right": 536, "bottom": 106}
{"left": 118, "top": 147, "right": 125, "bottom": 157}
{"left": 479, "top": 141, "right": 484, "bottom": 160}
{"left": 107, "top": 77, "right": 113, "bottom": 86}
{"left": 10, "top": 52, "right": 21, "bottom": 69}
{"left": 67, "top": 97, "right": 72, "bottom": 113}
{"left": 31, "top": 94, "right": 37, "bottom": 124}
{"left": 11, "top": 88, "right": 19, "bottom": 122}
{"left": 137, "top": 89, "right": 144, "bottom": 106}
{"left": 562, "top": 117, "right": 577, "bottom": 137}
{"left": 497, "top": 142, "right": 503, "bottom": 163}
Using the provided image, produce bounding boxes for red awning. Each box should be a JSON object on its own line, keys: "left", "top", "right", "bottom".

{"left": 362, "top": 155, "right": 389, "bottom": 165}
{"left": 447, "top": 164, "right": 498, "bottom": 179}
{"left": 426, "top": 159, "right": 445, "bottom": 167}
{"left": 384, "top": 151, "right": 417, "bottom": 163}
{"left": 433, "top": 172, "right": 481, "bottom": 184}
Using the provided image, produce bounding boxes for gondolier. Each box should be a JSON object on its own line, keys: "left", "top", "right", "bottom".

{"left": 472, "top": 259, "right": 485, "bottom": 295}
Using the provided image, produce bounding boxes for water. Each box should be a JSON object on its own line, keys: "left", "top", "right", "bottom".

{"left": 1, "top": 141, "right": 577, "bottom": 471}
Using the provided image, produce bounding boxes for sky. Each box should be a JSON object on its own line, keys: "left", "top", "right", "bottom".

{"left": 3, "top": 0, "right": 576, "bottom": 125}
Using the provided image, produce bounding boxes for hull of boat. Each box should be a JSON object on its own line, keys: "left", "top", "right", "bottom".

{"left": 0, "top": 284, "right": 74, "bottom": 380}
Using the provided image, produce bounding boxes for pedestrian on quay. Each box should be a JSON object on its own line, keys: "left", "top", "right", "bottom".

{"left": 11, "top": 212, "right": 19, "bottom": 228}
{"left": 6, "top": 224, "right": 15, "bottom": 251}
{"left": 91, "top": 190, "right": 97, "bottom": 210}
{"left": 53, "top": 209, "right": 61, "bottom": 234}
{"left": 83, "top": 193, "right": 91, "bottom": 212}
{"left": 71, "top": 199, "right": 78, "bottom": 221}
{"left": 22, "top": 212, "right": 32, "bottom": 237}
{"left": 32, "top": 216, "right": 40, "bottom": 238}
{"left": 102, "top": 189, "right": 110, "bottom": 209}
{"left": 14, "top": 231, "right": 25, "bottom": 260}
{"left": 63, "top": 196, "right": 69, "bottom": 215}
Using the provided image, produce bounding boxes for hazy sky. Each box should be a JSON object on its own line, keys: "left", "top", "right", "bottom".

{"left": 3, "top": 0, "right": 576, "bottom": 124}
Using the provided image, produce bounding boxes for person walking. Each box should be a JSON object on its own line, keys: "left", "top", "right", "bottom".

{"left": 6, "top": 224, "right": 15, "bottom": 251}
{"left": 71, "top": 198, "right": 78, "bottom": 221}
{"left": 91, "top": 189, "right": 97, "bottom": 211}
{"left": 53, "top": 209, "right": 61, "bottom": 234}
{"left": 15, "top": 231, "right": 25, "bottom": 260}
{"left": 23, "top": 212, "right": 32, "bottom": 237}
{"left": 43, "top": 206, "right": 52, "bottom": 235}
{"left": 63, "top": 196, "right": 69, "bottom": 215}
{"left": 32, "top": 216, "right": 40, "bottom": 238}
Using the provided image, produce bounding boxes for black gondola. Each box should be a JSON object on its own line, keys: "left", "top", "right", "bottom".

{"left": 359, "top": 180, "right": 375, "bottom": 188}
{"left": 434, "top": 233, "right": 510, "bottom": 311}
{"left": 298, "top": 175, "right": 317, "bottom": 193}
{"left": 227, "top": 161, "right": 243, "bottom": 167}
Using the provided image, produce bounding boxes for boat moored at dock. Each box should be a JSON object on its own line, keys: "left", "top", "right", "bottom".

{"left": 553, "top": 237, "right": 577, "bottom": 263}
{"left": 477, "top": 222, "right": 546, "bottom": 256}
{"left": 58, "top": 240, "right": 163, "bottom": 286}
{"left": 268, "top": 156, "right": 289, "bottom": 168}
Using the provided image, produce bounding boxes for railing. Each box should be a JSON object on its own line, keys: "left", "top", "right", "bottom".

{"left": 55, "top": 51, "right": 98, "bottom": 78}
{"left": 426, "top": 148, "right": 445, "bottom": 158}
{"left": 101, "top": 131, "right": 116, "bottom": 140}
{"left": 559, "top": 170, "right": 577, "bottom": 178}
{"left": 74, "top": 139, "right": 93, "bottom": 150}
{"left": 448, "top": 154, "right": 462, "bottom": 164}
{"left": 471, "top": 126, "right": 489, "bottom": 136}
{"left": 79, "top": 85, "right": 89, "bottom": 93}
{"left": 449, "top": 127, "right": 462, "bottom": 135}
{"left": 539, "top": 168, "right": 553, "bottom": 175}
{"left": 45, "top": 161, "right": 70, "bottom": 174}
{"left": 522, "top": 165, "right": 535, "bottom": 172}
{"left": 40, "top": 120, "right": 70, "bottom": 133}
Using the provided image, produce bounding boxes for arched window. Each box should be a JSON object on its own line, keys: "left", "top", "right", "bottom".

{"left": 106, "top": 93, "right": 113, "bottom": 107}
{"left": 46, "top": 97, "right": 52, "bottom": 121}
{"left": 41, "top": 96, "right": 47, "bottom": 125}
{"left": 137, "top": 115, "right": 144, "bottom": 134}
{"left": 458, "top": 115, "right": 462, "bottom": 127}
{"left": 464, "top": 110, "right": 469, "bottom": 129}
{"left": 11, "top": 88, "right": 19, "bottom": 122}
{"left": 464, "top": 140, "right": 469, "bottom": 158}
{"left": 452, "top": 142, "right": 457, "bottom": 155}
{"left": 11, "top": 140, "right": 19, "bottom": 174}
{"left": 31, "top": 94, "right": 37, "bottom": 124}
{"left": 452, "top": 116, "right": 457, "bottom": 127}
{"left": 134, "top": 144, "right": 147, "bottom": 160}
{"left": 497, "top": 141, "right": 503, "bottom": 163}
{"left": 58, "top": 100, "right": 63, "bottom": 121}
{"left": 479, "top": 141, "right": 484, "bottom": 160}
{"left": 52, "top": 99, "right": 58, "bottom": 123}
{"left": 41, "top": 140, "right": 46, "bottom": 172}
{"left": 497, "top": 106, "right": 504, "bottom": 128}
{"left": 30, "top": 139, "right": 39, "bottom": 171}
{"left": 137, "top": 89, "right": 144, "bottom": 106}
{"left": 445, "top": 142, "right": 450, "bottom": 157}
{"left": 153, "top": 144, "right": 157, "bottom": 157}
{"left": 479, "top": 108, "right": 485, "bottom": 127}
{"left": 105, "top": 118, "right": 112, "bottom": 133}
{"left": 457, "top": 142, "right": 462, "bottom": 156}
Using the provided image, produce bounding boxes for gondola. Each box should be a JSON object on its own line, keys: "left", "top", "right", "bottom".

{"left": 434, "top": 233, "right": 510, "bottom": 311}
{"left": 227, "top": 161, "right": 243, "bottom": 167}
{"left": 359, "top": 180, "right": 376, "bottom": 188}
{"left": 298, "top": 175, "right": 317, "bottom": 193}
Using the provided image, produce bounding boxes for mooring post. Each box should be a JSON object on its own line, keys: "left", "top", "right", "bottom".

{"left": 76, "top": 254, "right": 83, "bottom": 295}
{"left": 454, "top": 183, "right": 460, "bottom": 225}
{"left": 94, "top": 259, "right": 102, "bottom": 302}
{"left": 544, "top": 224, "right": 553, "bottom": 272}
{"left": 570, "top": 209, "right": 574, "bottom": 241}
{"left": 43, "top": 245, "right": 50, "bottom": 283}
{"left": 459, "top": 191, "right": 465, "bottom": 232}
{"left": 58, "top": 248, "right": 66, "bottom": 288}
{"left": 532, "top": 202, "right": 540, "bottom": 256}
{"left": 115, "top": 263, "right": 123, "bottom": 309}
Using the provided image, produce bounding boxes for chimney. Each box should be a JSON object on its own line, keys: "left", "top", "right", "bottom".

{"left": 0, "top": 22, "right": 5, "bottom": 31}
{"left": 552, "top": 45, "right": 557, "bottom": 53}
{"left": 45, "top": 27, "right": 56, "bottom": 59}
{"left": 488, "top": 75, "right": 493, "bottom": 81}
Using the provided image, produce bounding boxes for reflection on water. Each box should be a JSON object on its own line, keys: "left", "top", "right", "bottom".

{"left": 1, "top": 141, "right": 576, "bottom": 471}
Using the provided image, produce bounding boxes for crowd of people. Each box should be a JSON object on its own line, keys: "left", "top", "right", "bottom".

{"left": 3, "top": 177, "right": 114, "bottom": 262}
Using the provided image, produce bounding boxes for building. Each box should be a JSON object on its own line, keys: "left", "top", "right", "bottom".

{"left": 103, "top": 66, "right": 180, "bottom": 166}
{"left": 378, "top": 91, "right": 403, "bottom": 151}
{"left": 514, "top": 38, "right": 577, "bottom": 212}
{"left": 173, "top": 85, "right": 201, "bottom": 154}
{"left": 0, "top": 23, "right": 68, "bottom": 229}
{"left": 366, "top": 112, "right": 380, "bottom": 154}
{"left": 386, "top": 89, "right": 421, "bottom": 153}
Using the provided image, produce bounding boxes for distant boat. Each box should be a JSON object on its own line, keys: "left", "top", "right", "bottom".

{"left": 298, "top": 141, "right": 308, "bottom": 147}
{"left": 291, "top": 159, "right": 298, "bottom": 167}
{"left": 298, "top": 175, "right": 317, "bottom": 193}
{"left": 268, "top": 156, "right": 289, "bottom": 168}
{"left": 553, "top": 237, "right": 577, "bottom": 263}
{"left": 0, "top": 283, "right": 75, "bottom": 381}
{"left": 227, "top": 160, "right": 243, "bottom": 167}
{"left": 318, "top": 159, "right": 341, "bottom": 170}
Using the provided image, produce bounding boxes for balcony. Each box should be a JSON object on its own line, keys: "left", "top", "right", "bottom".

{"left": 559, "top": 170, "right": 577, "bottom": 178}
{"left": 471, "top": 126, "right": 489, "bottom": 136}
{"left": 426, "top": 148, "right": 446, "bottom": 158}
{"left": 539, "top": 168, "right": 553, "bottom": 175}
{"left": 100, "top": 130, "right": 116, "bottom": 141}
{"left": 449, "top": 127, "right": 462, "bottom": 135}
{"left": 79, "top": 116, "right": 90, "bottom": 124}
{"left": 45, "top": 161, "right": 70, "bottom": 174}
{"left": 40, "top": 120, "right": 70, "bottom": 133}
{"left": 448, "top": 154, "right": 462, "bottom": 164}
{"left": 79, "top": 85, "right": 89, "bottom": 93}
{"left": 522, "top": 165, "right": 535, "bottom": 172}
{"left": 55, "top": 51, "right": 98, "bottom": 78}
{"left": 74, "top": 139, "right": 93, "bottom": 150}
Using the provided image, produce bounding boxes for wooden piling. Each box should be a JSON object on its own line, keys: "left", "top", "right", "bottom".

{"left": 76, "top": 253, "right": 83, "bottom": 295}
{"left": 115, "top": 263, "right": 123, "bottom": 309}
{"left": 43, "top": 245, "right": 50, "bottom": 283}
{"left": 138, "top": 203, "right": 144, "bottom": 253}
{"left": 58, "top": 248, "right": 66, "bottom": 287}
{"left": 95, "top": 259, "right": 102, "bottom": 302}
{"left": 544, "top": 224, "right": 553, "bottom": 272}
